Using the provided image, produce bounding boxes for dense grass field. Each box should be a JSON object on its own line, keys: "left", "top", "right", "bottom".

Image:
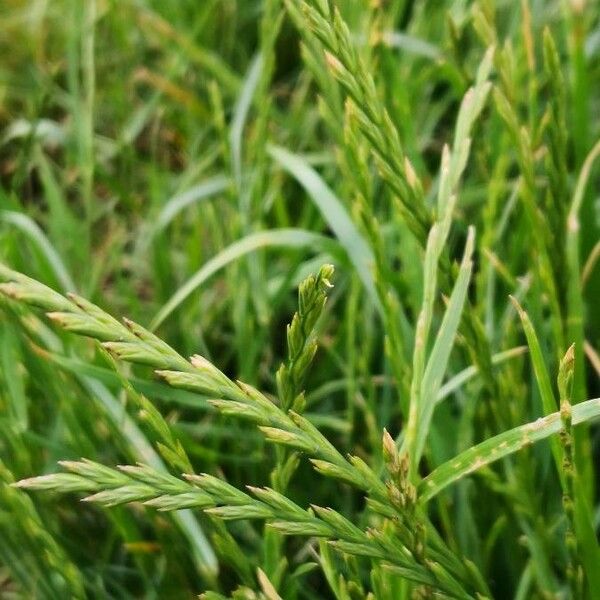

{"left": 1, "top": 0, "right": 599, "bottom": 598}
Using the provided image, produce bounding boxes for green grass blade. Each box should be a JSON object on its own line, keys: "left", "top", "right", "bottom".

{"left": 510, "top": 296, "right": 562, "bottom": 469}
{"left": 419, "top": 396, "right": 600, "bottom": 503}
{"left": 401, "top": 223, "right": 443, "bottom": 472}
{"left": 231, "top": 54, "right": 263, "bottom": 190}
{"left": 435, "top": 346, "right": 527, "bottom": 404}
{"left": 268, "top": 145, "right": 378, "bottom": 307}
{"left": 414, "top": 227, "right": 475, "bottom": 462}
{"left": 567, "top": 138, "right": 600, "bottom": 402}
{"left": 0, "top": 210, "right": 76, "bottom": 292}
{"left": 152, "top": 175, "right": 229, "bottom": 237}
{"left": 150, "top": 229, "right": 341, "bottom": 330}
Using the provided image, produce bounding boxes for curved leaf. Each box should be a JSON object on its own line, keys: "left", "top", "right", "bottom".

{"left": 151, "top": 229, "right": 341, "bottom": 330}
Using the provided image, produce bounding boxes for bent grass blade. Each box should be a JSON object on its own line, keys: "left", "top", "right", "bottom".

{"left": 419, "top": 396, "right": 600, "bottom": 503}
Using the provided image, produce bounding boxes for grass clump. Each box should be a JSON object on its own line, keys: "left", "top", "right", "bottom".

{"left": 0, "top": 0, "right": 599, "bottom": 598}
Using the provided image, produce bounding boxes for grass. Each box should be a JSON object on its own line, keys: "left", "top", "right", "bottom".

{"left": 0, "top": 0, "right": 599, "bottom": 598}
